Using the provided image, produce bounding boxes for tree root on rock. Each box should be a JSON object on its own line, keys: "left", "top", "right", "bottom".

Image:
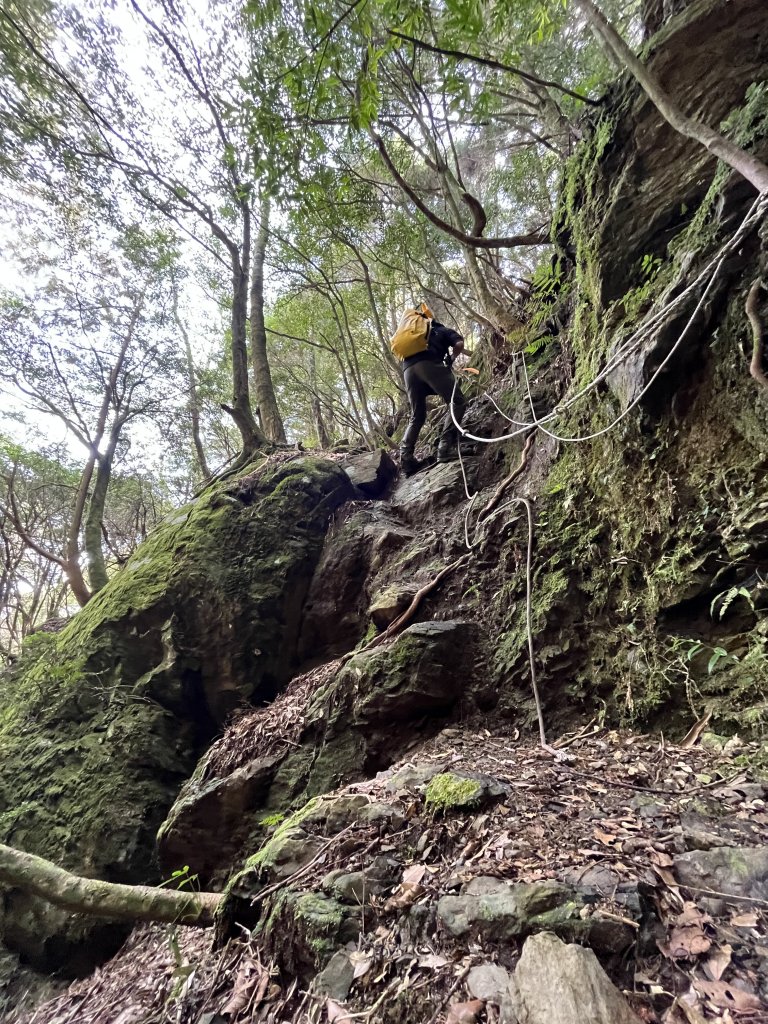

{"left": 746, "top": 277, "right": 768, "bottom": 390}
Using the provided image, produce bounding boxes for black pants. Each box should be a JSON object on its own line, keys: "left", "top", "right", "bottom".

{"left": 401, "top": 359, "right": 466, "bottom": 454}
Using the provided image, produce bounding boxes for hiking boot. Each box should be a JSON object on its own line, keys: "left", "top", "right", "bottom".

{"left": 437, "top": 444, "right": 457, "bottom": 463}
{"left": 401, "top": 452, "right": 436, "bottom": 477}
{"left": 400, "top": 453, "right": 421, "bottom": 476}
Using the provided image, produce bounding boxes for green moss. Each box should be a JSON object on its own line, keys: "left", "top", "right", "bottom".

{"left": 424, "top": 773, "right": 481, "bottom": 812}
{"left": 258, "top": 812, "right": 286, "bottom": 827}
{"left": 243, "top": 797, "right": 322, "bottom": 872}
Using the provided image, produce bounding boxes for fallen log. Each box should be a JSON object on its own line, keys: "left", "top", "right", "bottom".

{"left": 0, "top": 843, "right": 220, "bottom": 927}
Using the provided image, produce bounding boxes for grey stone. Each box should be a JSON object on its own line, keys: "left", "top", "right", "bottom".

{"left": 313, "top": 949, "right": 355, "bottom": 1001}
{"left": 302, "top": 620, "right": 485, "bottom": 788}
{"left": 384, "top": 762, "right": 450, "bottom": 793}
{"left": 233, "top": 827, "right": 326, "bottom": 889}
{"left": 465, "top": 876, "right": 507, "bottom": 896}
{"left": 467, "top": 963, "right": 513, "bottom": 1003}
{"left": 389, "top": 461, "right": 471, "bottom": 516}
{"left": 327, "top": 872, "right": 384, "bottom": 905}
{"left": 500, "top": 932, "right": 642, "bottom": 1024}
{"left": 301, "top": 794, "right": 404, "bottom": 833}
{"left": 674, "top": 846, "right": 768, "bottom": 902}
{"left": 561, "top": 864, "right": 621, "bottom": 893}
{"left": 437, "top": 880, "right": 583, "bottom": 941}
{"left": 158, "top": 751, "right": 284, "bottom": 877}
{"left": 628, "top": 794, "right": 667, "bottom": 818}
{"left": 342, "top": 449, "right": 397, "bottom": 498}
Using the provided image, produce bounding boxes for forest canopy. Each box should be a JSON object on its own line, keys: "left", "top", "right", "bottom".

{"left": 0, "top": 0, "right": 679, "bottom": 656}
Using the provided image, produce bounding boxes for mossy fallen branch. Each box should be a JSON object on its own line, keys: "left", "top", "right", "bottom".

{"left": 0, "top": 843, "right": 221, "bottom": 927}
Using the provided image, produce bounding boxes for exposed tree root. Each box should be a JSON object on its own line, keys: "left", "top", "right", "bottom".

{"left": 347, "top": 555, "right": 470, "bottom": 660}
{"left": 746, "top": 277, "right": 768, "bottom": 390}
{"left": 477, "top": 429, "right": 536, "bottom": 524}
{"left": 0, "top": 843, "right": 220, "bottom": 927}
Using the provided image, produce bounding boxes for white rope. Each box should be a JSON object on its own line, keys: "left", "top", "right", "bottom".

{"left": 439, "top": 193, "right": 766, "bottom": 750}
{"left": 520, "top": 256, "right": 724, "bottom": 443}
{"left": 449, "top": 193, "right": 768, "bottom": 445}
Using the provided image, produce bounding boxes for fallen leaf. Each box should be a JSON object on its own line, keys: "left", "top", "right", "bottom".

{"left": 402, "top": 863, "right": 427, "bottom": 886}
{"left": 730, "top": 910, "right": 759, "bottom": 927}
{"left": 221, "top": 959, "right": 268, "bottom": 1015}
{"left": 348, "top": 951, "right": 373, "bottom": 980}
{"left": 446, "top": 999, "right": 485, "bottom": 1024}
{"left": 693, "top": 979, "right": 763, "bottom": 1012}
{"left": 326, "top": 997, "right": 353, "bottom": 1022}
{"left": 703, "top": 943, "right": 732, "bottom": 982}
{"left": 660, "top": 903, "right": 712, "bottom": 960}
{"left": 383, "top": 883, "right": 424, "bottom": 912}
{"left": 593, "top": 827, "right": 620, "bottom": 847}
{"left": 418, "top": 954, "right": 449, "bottom": 969}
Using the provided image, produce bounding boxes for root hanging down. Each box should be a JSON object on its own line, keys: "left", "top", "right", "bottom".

{"left": 746, "top": 277, "right": 768, "bottom": 390}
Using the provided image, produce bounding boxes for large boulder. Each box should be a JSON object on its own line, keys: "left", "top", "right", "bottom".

{"left": 341, "top": 449, "right": 397, "bottom": 497}
{"left": 0, "top": 456, "right": 353, "bottom": 973}
{"left": 158, "top": 619, "right": 487, "bottom": 878}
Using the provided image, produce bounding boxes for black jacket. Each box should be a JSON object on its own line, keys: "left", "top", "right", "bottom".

{"left": 402, "top": 319, "right": 463, "bottom": 369}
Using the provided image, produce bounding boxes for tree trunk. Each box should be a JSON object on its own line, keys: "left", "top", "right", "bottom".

{"left": 0, "top": 843, "right": 220, "bottom": 928}
{"left": 309, "top": 349, "right": 332, "bottom": 448}
{"left": 226, "top": 235, "right": 270, "bottom": 456}
{"left": 250, "top": 196, "right": 287, "bottom": 444}
{"left": 173, "top": 284, "right": 211, "bottom": 481}
{"left": 575, "top": 0, "right": 768, "bottom": 195}
{"left": 83, "top": 424, "right": 121, "bottom": 593}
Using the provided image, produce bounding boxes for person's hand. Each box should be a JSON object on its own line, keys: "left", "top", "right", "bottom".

{"left": 453, "top": 338, "right": 465, "bottom": 356}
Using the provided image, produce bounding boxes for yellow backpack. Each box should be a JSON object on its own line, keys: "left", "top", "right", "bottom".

{"left": 390, "top": 303, "right": 433, "bottom": 360}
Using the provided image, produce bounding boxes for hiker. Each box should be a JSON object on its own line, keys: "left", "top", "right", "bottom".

{"left": 390, "top": 304, "right": 467, "bottom": 477}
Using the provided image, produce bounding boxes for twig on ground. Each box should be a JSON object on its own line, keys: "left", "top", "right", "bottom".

{"left": 426, "top": 964, "right": 473, "bottom": 1024}
{"left": 559, "top": 766, "right": 746, "bottom": 797}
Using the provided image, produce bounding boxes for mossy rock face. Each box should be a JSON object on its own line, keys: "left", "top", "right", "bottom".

{"left": 490, "top": 0, "right": 768, "bottom": 737}
{"left": 0, "top": 457, "right": 352, "bottom": 973}
{"left": 302, "top": 619, "right": 487, "bottom": 793}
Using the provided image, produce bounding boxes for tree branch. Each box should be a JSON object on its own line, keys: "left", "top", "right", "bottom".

{"left": 573, "top": 0, "right": 768, "bottom": 194}
{"left": 387, "top": 31, "right": 602, "bottom": 106}
{"left": 370, "top": 130, "right": 549, "bottom": 249}
{"left": 0, "top": 843, "right": 220, "bottom": 928}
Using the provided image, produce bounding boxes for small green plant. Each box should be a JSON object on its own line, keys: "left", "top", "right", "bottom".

{"left": 670, "top": 637, "right": 739, "bottom": 676}
{"left": 159, "top": 865, "right": 199, "bottom": 892}
{"left": 259, "top": 812, "right": 286, "bottom": 827}
{"left": 640, "top": 253, "right": 662, "bottom": 279}
{"left": 710, "top": 585, "right": 756, "bottom": 620}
